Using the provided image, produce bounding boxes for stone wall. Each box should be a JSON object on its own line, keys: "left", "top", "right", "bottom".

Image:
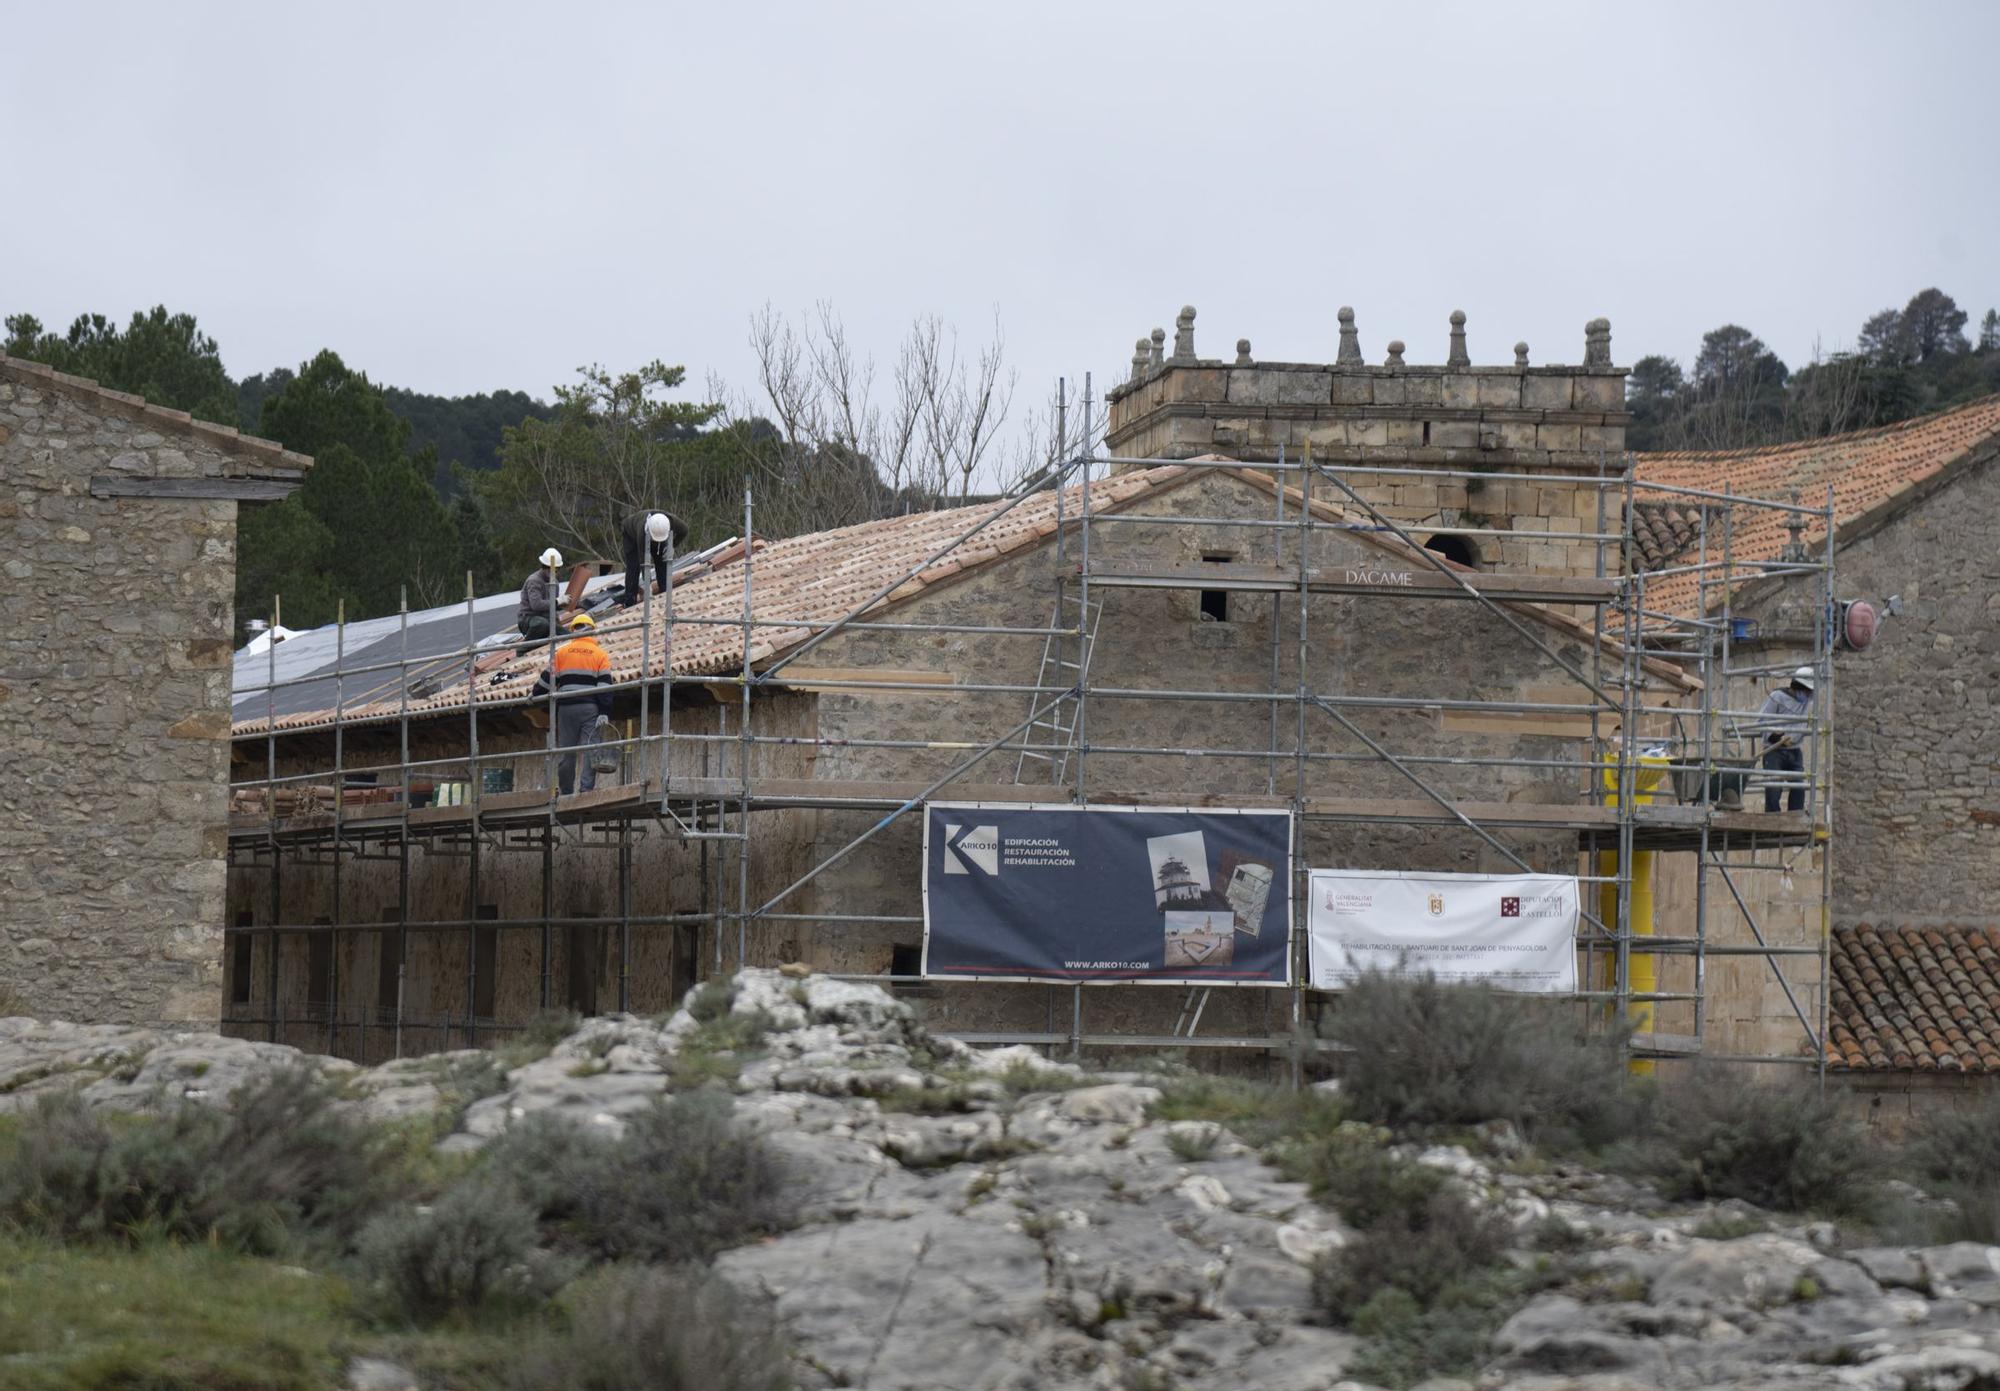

{"left": 1738, "top": 449, "right": 2000, "bottom": 925}
{"left": 1103, "top": 307, "right": 1630, "bottom": 577}
{"left": 0, "top": 358, "right": 305, "bottom": 1030}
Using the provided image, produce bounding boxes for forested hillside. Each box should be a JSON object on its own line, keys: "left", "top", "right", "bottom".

{"left": 1627, "top": 289, "right": 2000, "bottom": 451}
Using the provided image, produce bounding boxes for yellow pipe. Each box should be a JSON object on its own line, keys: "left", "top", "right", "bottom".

{"left": 1599, "top": 749, "right": 1666, "bottom": 1074}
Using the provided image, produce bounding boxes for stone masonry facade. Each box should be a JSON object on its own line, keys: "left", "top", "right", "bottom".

{"left": 1105, "top": 306, "right": 1629, "bottom": 577}
{"left": 0, "top": 354, "right": 307, "bottom": 1030}
{"left": 1748, "top": 445, "right": 2000, "bottom": 925}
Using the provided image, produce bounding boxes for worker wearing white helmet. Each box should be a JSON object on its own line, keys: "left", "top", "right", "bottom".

{"left": 516, "top": 546, "right": 567, "bottom": 648}
{"left": 619, "top": 510, "right": 689, "bottom": 608}
{"left": 1754, "top": 666, "right": 1816, "bottom": 813}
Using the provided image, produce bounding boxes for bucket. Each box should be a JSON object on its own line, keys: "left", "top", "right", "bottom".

{"left": 1730, "top": 617, "right": 1758, "bottom": 641}
{"left": 589, "top": 719, "right": 622, "bottom": 776}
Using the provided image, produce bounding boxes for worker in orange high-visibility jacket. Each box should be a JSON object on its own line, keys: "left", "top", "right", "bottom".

{"left": 532, "top": 612, "right": 614, "bottom": 794}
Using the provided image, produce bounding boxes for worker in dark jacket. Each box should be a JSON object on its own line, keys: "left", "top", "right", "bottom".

{"left": 517, "top": 546, "right": 565, "bottom": 648}
{"left": 620, "top": 511, "right": 688, "bottom": 607}
{"left": 531, "top": 613, "right": 614, "bottom": 794}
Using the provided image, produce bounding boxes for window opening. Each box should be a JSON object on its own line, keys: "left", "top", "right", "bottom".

{"left": 1423, "top": 533, "right": 1476, "bottom": 569}
{"left": 1199, "top": 552, "right": 1233, "bottom": 622}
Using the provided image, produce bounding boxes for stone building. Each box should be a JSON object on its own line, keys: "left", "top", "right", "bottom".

{"left": 0, "top": 351, "right": 310, "bottom": 1029}
{"left": 223, "top": 310, "right": 1767, "bottom": 1063}
{"left": 1630, "top": 398, "right": 2000, "bottom": 1080}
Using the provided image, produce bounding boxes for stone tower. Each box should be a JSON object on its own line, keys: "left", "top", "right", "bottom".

{"left": 1103, "top": 307, "right": 1629, "bottom": 576}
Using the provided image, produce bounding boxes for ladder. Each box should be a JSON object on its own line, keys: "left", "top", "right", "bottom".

{"left": 1013, "top": 591, "right": 1101, "bottom": 785}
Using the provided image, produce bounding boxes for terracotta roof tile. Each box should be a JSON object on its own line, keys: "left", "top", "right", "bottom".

{"left": 233, "top": 454, "right": 1703, "bottom": 739}
{"left": 1633, "top": 396, "right": 2000, "bottom": 616}
{"left": 235, "top": 465, "right": 1197, "bottom": 736}
{"left": 1627, "top": 500, "right": 1704, "bottom": 572}
{"left": 1826, "top": 924, "right": 2000, "bottom": 1072}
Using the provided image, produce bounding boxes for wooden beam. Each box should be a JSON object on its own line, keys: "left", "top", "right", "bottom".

{"left": 760, "top": 666, "right": 955, "bottom": 692}
{"left": 1080, "top": 561, "right": 1620, "bottom": 605}
{"left": 90, "top": 475, "right": 301, "bottom": 501}
{"left": 1438, "top": 711, "right": 1602, "bottom": 739}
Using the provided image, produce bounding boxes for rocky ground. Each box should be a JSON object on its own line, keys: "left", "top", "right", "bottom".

{"left": 5, "top": 973, "right": 2000, "bottom": 1391}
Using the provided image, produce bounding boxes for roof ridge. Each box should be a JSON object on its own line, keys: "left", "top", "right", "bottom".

{"left": 0, "top": 348, "right": 313, "bottom": 472}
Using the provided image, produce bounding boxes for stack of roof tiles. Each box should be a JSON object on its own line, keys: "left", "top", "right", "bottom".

{"left": 1632, "top": 395, "right": 2000, "bottom": 616}
{"left": 1625, "top": 500, "right": 1705, "bottom": 573}
{"left": 1826, "top": 924, "right": 2000, "bottom": 1072}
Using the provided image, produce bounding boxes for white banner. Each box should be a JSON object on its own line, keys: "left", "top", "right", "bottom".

{"left": 1307, "top": 869, "right": 1578, "bottom": 994}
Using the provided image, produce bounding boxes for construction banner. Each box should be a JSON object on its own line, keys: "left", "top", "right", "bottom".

{"left": 922, "top": 803, "right": 1293, "bottom": 985}
{"left": 1306, "top": 869, "right": 1578, "bottom": 993}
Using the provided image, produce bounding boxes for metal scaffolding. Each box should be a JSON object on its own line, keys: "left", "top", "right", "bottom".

{"left": 224, "top": 379, "right": 1836, "bottom": 1075}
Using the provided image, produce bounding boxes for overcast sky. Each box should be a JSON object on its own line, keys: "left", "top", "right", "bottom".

{"left": 7, "top": 1, "right": 1996, "bottom": 434}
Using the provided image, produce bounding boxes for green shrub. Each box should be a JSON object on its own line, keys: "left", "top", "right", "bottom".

{"left": 1341, "top": 1261, "right": 1561, "bottom": 1391}
{"left": 670, "top": 993, "right": 775, "bottom": 1089}
{"left": 1323, "top": 972, "right": 1640, "bottom": 1148}
{"left": 1305, "top": 1132, "right": 1519, "bottom": 1390}
{"left": 497, "top": 1009, "right": 584, "bottom": 1069}
{"left": 1166, "top": 1126, "right": 1221, "bottom": 1162}
{"left": 1150, "top": 1070, "right": 1343, "bottom": 1149}
{"left": 1904, "top": 1090, "right": 2000, "bottom": 1189}
{"left": 507, "top": 1264, "right": 791, "bottom": 1391}
{"left": 1900, "top": 1093, "right": 2000, "bottom": 1242}
{"left": 484, "top": 1091, "right": 790, "bottom": 1263}
{"left": 1280, "top": 1125, "right": 1442, "bottom": 1229}
{"left": 1312, "top": 1181, "right": 1509, "bottom": 1317}
{"left": 1630, "top": 1071, "right": 1876, "bottom": 1215}
{"left": 685, "top": 979, "right": 736, "bottom": 1024}
{"left": 0, "top": 1068, "right": 387, "bottom": 1253}
{"left": 356, "top": 1180, "right": 561, "bottom": 1321}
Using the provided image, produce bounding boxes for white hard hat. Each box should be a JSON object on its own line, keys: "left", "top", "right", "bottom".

{"left": 539, "top": 547, "right": 563, "bottom": 568}
{"left": 646, "top": 513, "right": 673, "bottom": 543}
{"left": 1792, "top": 666, "right": 1815, "bottom": 689}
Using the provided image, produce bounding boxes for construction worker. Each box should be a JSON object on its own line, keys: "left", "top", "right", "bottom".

{"left": 517, "top": 547, "right": 565, "bottom": 648}
{"left": 620, "top": 510, "right": 688, "bottom": 607}
{"left": 1755, "top": 666, "right": 1815, "bottom": 813}
{"left": 531, "top": 613, "right": 614, "bottom": 795}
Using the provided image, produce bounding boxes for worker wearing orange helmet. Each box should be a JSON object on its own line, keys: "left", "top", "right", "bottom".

{"left": 532, "top": 612, "right": 614, "bottom": 794}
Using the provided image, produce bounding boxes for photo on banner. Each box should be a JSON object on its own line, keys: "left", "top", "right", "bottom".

{"left": 1306, "top": 867, "right": 1579, "bottom": 993}
{"left": 923, "top": 803, "right": 1293, "bottom": 984}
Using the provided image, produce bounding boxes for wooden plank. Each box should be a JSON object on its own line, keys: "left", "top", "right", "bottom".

{"left": 229, "top": 774, "right": 1817, "bottom": 849}
{"left": 1438, "top": 711, "right": 1602, "bottom": 739}
{"left": 760, "top": 666, "right": 955, "bottom": 691}
{"left": 1080, "top": 561, "right": 1620, "bottom": 605}
{"left": 406, "top": 804, "right": 476, "bottom": 828}
{"left": 90, "top": 475, "right": 299, "bottom": 501}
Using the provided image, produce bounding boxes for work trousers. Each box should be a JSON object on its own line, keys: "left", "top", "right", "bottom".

{"left": 622, "top": 537, "right": 670, "bottom": 607}
{"left": 516, "top": 612, "right": 552, "bottom": 657}
{"left": 556, "top": 702, "right": 600, "bottom": 796}
{"left": 1762, "top": 744, "right": 1805, "bottom": 813}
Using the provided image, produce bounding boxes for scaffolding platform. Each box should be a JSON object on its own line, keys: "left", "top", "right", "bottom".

{"left": 228, "top": 775, "right": 1819, "bottom": 853}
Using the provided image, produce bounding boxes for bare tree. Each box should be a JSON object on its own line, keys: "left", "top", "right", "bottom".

{"left": 709, "top": 304, "right": 1018, "bottom": 532}
{"left": 1783, "top": 338, "right": 1869, "bottom": 441}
